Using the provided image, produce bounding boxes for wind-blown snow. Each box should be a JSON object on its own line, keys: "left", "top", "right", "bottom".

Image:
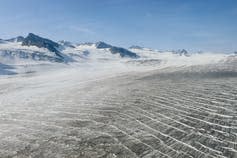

{"left": 0, "top": 39, "right": 237, "bottom": 157}
{"left": 0, "top": 39, "right": 235, "bottom": 77}
{"left": 129, "top": 48, "right": 229, "bottom": 68}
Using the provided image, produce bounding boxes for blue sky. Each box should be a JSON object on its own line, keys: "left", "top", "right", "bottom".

{"left": 0, "top": 0, "right": 236, "bottom": 52}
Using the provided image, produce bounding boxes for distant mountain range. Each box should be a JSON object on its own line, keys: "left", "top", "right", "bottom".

{"left": 0, "top": 33, "right": 139, "bottom": 63}
{"left": 0, "top": 33, "right": 197, "bottom": 63}
{"left": 0, "top": 33, "right": 236, "bottom": 75}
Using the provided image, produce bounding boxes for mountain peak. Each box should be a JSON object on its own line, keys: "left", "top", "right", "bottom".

{"left": 129, "top": 45, "right": 144, "bottom": 50}
{"left": 95, "top": 41, "right": 139, "bottom": 58}
{"left": 22, "top": 33, "right": 60, "bottom": 53}
{"left": 95, "top": 41, "right": 112, "bottom": 49}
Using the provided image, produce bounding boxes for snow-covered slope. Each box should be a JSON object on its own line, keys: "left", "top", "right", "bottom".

{"left": 129, "top": 46, "right": 232, "bottom": 68}
{"left": 0, "top": 34, "right": 237, "bottom": 158}
{"left": 0, "top": 33, "right": 140, "bottom": 75}
{"left": 0, "top": 33, "right": 138, "bottom": 65}
{"left": 0, "top": 33, "right": 236, "bottom": 76}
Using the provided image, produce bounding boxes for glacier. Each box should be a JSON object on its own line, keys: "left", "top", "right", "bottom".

{"left": 0, "top": 33, "right": 237, "bottom": 158}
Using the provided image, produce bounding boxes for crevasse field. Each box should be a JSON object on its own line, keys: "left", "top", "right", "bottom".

{"left": 0, "top": 36, "right": 237, "bottom": 158}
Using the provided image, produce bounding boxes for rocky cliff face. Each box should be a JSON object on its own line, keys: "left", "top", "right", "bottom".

{"left": 22, "top": 33, "right": 60, "bottom": 53}
{"left": 96, "top": 41, "right": 139, "bottom": 58}
{"left": 109, "top": 46, "right": 139, "bottom": 58}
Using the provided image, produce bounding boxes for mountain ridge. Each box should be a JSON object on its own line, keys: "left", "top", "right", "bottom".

{"left": 0, "top": 33, "right": 140, "bottom": 66}
{"left": 0, "top": 33, "right": 235, "bottom": 76}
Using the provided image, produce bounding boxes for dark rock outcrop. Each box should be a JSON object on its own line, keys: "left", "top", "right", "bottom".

{"left": 129, "top": 45, "right": 144, "bottom": 50}
{"left": 96, "top": 41, "right": 139, "bottom": 58}
{"left": 22, "top": 33, "right": 60, "bottom": 53}
{"left": 109, "top": 47, "right": 139, "bottom": 58}
{"left": 95, "top": 41, "right": 112, "bottom": 49}
{"left": 173, "top": 49, "right": 190, "bottom": 57}
{"left": 21, "top": 33, "right": 74, "bottom": 62}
